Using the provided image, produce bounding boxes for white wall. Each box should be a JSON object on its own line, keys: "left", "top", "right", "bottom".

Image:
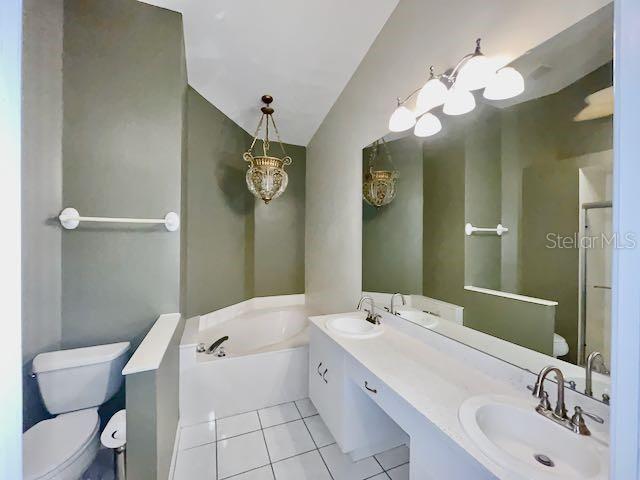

{"left": 0, "top": 0, "right": 23, "bottom": 476}
{"left": 305, "top": 0, "right": 612, "bottom": 314}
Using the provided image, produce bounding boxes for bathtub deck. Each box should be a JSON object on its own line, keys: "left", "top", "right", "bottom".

{"left": 172, "top": 398, "right": 410, "bottom": 480}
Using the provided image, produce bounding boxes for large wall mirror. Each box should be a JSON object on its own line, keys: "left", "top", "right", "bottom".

{"left": 362, "top": 5, "right": 613, "bottom": 402}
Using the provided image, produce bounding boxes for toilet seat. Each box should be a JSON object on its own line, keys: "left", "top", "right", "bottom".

{"left": 23, "top": 408, "right": 100, "bottom": 480}
{"left": 553, "top": 333, "right": 569, "bottom": 357}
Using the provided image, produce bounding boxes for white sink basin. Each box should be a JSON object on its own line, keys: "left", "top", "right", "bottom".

{"left": 326, "top": 316, "right": 383, "bottom": 338}
{"left": 395, "top": 309, "right": 438, "bottom": 328}
{"left": 459, "top": 395, "right": 608, "bottom": 480}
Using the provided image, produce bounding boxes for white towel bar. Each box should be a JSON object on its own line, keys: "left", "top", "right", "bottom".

{"left": 59, "top": 207, "right": 180, "bottom": 231}
{"left": 465, "top": 223, "right": 509, "bottom": 236}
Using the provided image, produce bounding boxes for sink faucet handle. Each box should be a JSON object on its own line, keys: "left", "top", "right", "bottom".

{"left": 538, "top": 391, "right": 551, "bottom": 411}
{"left": 581, "top": 409, "right": 605, "bottom": 424}
{"left": 570, "top": 406, "right": 591, "bottom": 435}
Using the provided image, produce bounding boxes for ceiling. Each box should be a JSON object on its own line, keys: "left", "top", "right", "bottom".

{"left": 138, "top": 0, "right": 399, "bottom": 146}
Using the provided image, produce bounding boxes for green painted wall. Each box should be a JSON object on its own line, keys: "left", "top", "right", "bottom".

{"left": 253, "top": 142, "right": 306, "bottom": 297}
{"left": 464, "top": 106, "right": 503, "bottom": 290}
{"left": 362, "top": 136, "right": 423, "bottom": 294}
{"left": 184, "top": 88, "right": 306, "bottom": 317}
{"left": 61, "top": 0, "right": 187, "bottom": 476}
{"left": 183, "top": 88, "right": 253, "bottom": 317}
{"left": 62, "top": 0, "right": 184, "bottom": 348}
{"left": 422, "top": 140, "right": 465, "bottom": 306}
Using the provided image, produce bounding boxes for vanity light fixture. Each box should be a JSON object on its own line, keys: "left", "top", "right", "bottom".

{"left": 388, "top": 38, "right": 524, "bottom": 137}
{"left": 363, "top": 138, "right": 399, "bottom": 208}
{"left": 243, "top": 95, "right": 292, "bottom": 204}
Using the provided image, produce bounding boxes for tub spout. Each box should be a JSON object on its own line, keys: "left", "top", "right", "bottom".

{"left": 206, "top": 336, "right": 229, "bottom": 356}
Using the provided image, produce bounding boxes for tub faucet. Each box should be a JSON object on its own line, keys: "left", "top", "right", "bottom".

{"left": 585, "top": 351, "right": 609, "bottom": 397}
{"left": 205, "top": 336, "right": 229, "bottom": 357}
{"left": 390, "top": 293, "right": 406, "bottom": 315}
{"left": 357, "top": 296, "right": 381, "bottom": 325}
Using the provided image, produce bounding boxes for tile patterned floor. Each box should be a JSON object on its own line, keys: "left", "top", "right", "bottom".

{"left": 173, "top": 398, "right": 410, "bottom": 480}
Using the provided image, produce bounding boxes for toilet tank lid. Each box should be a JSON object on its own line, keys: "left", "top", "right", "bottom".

{"left": 33, "top": 342, "right": 130, "bottom": 373}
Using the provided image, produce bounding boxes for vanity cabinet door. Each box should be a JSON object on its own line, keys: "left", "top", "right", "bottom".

{"left": 309, "top": 324, "right": 346, "bottom": 448}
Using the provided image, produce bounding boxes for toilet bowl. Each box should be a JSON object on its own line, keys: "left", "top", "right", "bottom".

{"left": 23, "top": 409, "right": 100, "bottom": 480}
{"left": 553, "top": 333, "right": 569, "bottom": 358}
{"left": 23, "top": 342, "right": 129, "bottom": 480}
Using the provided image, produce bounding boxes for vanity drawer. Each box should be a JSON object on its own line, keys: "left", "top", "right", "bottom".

{"left": 345, "top": 356, "right": 392, "bottom": 411}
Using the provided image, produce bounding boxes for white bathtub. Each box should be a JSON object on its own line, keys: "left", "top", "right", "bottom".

{"left": 197, "top": 305, "right": 309, "bottom": 357}
{"left": 179, "top": 295, "right": 312, "bottom": 423}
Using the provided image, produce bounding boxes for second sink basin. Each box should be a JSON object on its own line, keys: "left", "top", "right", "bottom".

{"left": 459, "top": 394, "right": 608, "bottom": 479}
{"left": 326, "top": 315, "right": 383, "bottom": 338}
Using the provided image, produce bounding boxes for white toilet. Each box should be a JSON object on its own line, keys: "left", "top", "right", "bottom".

{"left": 553, "top": 333, "right": 569, "bottom": 358}
{"left": 23, "top": 342, "right": 130, "bottom": 480}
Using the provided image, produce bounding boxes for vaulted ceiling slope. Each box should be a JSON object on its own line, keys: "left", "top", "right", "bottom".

{"left": 138, "top": 0, "right": 399, "bottom": 146}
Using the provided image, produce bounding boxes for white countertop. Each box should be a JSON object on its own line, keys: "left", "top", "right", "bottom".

{"left": 311, "top": 312, "right": 609, "bottom": 480}
{"left": 123, "top": 313, "right": 181, "bottom": 375}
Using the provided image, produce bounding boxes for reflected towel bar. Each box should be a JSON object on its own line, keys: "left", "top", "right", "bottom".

{"left": 59, "top": 207, "right": 180, "bottom": 231}
{"left": 465, "top": 223, "right": 509, "bottom": 236}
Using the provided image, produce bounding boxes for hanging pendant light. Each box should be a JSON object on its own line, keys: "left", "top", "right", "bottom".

{"left": 243, "top": 95, "right": 292, "bottom": 204}
{"left": 363, "top": 138, "right": 399, "bottom": 208}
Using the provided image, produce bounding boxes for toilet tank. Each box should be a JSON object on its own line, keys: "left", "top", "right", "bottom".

{"left": 32, "top": 342, "right": 130, "bottom": 415}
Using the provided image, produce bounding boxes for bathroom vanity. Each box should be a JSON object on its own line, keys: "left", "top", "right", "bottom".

{"left": 309, "top": 311, "right": 610, "bottom": 480}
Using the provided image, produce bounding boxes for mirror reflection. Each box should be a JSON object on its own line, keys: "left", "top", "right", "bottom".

{"left": 362, "top": 5, "right": 613, "bottom": 402}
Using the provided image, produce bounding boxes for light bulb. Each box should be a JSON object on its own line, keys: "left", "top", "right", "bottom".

{"left": 415, "top": 78, "right": 448, "bottom": 116}
{"left": 388, "top": 105, "right": 416, "bottom": 132}
{"left": 414, "top": 113, "right": 442, "bottom": 137}
{"left": 455, "top": 54, "right": 496, "bottom": 91}
{"left": 483, "top": 67, "right": 524, "bottom": 100}
{"left": 443, "top": 87, "right": 476, "bottom": 116}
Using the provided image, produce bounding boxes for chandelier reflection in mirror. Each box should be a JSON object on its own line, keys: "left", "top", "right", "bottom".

{"left": 389, "top": 39, "right": 525, "bottom": 137}
{"left": 363, "top": 138, "right": 399, "bottom": 208}
{"left": 243, "top": 95, "right": 292, "bottom": 204}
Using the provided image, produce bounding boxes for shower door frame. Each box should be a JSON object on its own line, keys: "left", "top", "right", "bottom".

{"left": 578, "top": 200, "right": 612, "bottom": 366}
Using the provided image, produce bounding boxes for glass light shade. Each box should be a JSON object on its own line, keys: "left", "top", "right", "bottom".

{"left": 244, "top": 154, "right": 292, "bottom": 204}
{"left": 414, "top": 113, "right": 442, "bottom": 137}
{"left": 388, "top": 105, "right": 416, "bottom": 132}
{"left": 415, "top": 78, "right": 448, "bottom": 115}
{"left": 483, "top": 67, "right": 525, "bottom": 100}
{"left": 443, "top": 87, "right": 476, "bottom": 116}
{"left": 363, "top": 168, "right": 398, "bottom": 207}
{"left": 455, "top": 54, "right": 496, "bottom": 91}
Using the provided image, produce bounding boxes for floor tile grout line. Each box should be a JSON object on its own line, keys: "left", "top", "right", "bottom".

{"left": 215, "top": 417, "right": 219, "bottom": 480}
{"left": 256, "top": 407, "right": 277, "bottom": 480}
{"left": 179, "top": 399, "right": 316, "bottom": 431}
{"left": 294, "top": 402, "right": 336, "bottom": 480}
{"left": 372, "top": 454, "right": 389, "bottom": 479}
{"left": 216, "top": 413, "right": 320, "bottom": 444}
{"left": 208, "top": 397, "right": 311, "bottom": 424}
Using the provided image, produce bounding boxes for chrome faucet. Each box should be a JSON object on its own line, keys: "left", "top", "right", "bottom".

{"left": 585, "top": 351, "right": 609, "bottom": 397}
{"left": 532, "top": 366, "right": 567, "bottom": 419}
{"left": 389, "top": 293, "right": 406, "bottom": 315}
{"left": 357, "top": 295, "right": 382, "bottom": 324}
{"left": 530, "top": 365, "right": 604, "bottom": 435}
{"left": 199, "top": 335, "right": 229, "bottom": 356}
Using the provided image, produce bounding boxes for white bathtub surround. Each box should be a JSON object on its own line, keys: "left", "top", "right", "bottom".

{"left": 172, "top": 398, "right": 409, "bottom": 480}
{"left": 309, "top": 311, "right": 610, "bottom": 479}
{"left": 198, "top": 294, "right": 305, "bottom": 331}
{"left": 180, "top": 295, "right": 311, "bottom": 423}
